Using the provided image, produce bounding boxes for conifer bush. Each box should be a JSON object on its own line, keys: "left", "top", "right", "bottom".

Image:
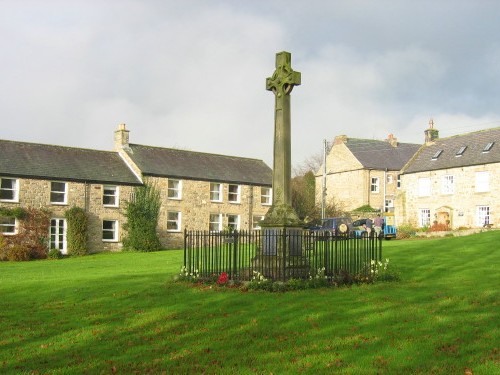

{"left": 65, "top": 206, "right": 88, "bottom": 255}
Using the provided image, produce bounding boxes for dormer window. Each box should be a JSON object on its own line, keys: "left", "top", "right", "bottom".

{"left": 483, "top": 142, "right": 494, "bottom": 153}
{"left": 431, "top": 150, "right": 443, "bottom": 160}
{"left": 455, "top": 146, "right": 467, "bottom": 157}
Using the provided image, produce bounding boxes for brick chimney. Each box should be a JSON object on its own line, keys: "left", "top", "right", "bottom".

{"left": 114, "top": 123, "right": 130, "bottom": 150}
{"left": 333, "top": 135, "right": 348, "bottom": 145}
{"left": 386, "top": 133, "right": 398, "bottom": 147}
{"left": 424, "top": 119, "right": 439, "bottom": 145}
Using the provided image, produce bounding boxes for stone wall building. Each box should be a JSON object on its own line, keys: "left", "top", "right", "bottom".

{"left": 114, "top": 125, "right": 272, "bottom": 249}
{"left": 396, "top": 124, "right": 499, "bottom": 229}
{"left": 0, "top": 139, "right": 142, "bottom": 253}
{"left": 315, "top": 134, "right": 420, "bottom": 214}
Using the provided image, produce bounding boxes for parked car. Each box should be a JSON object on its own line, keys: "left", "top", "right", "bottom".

{"left": 352, "top": 215, "right": 397, "bottom": 239}
{"left": 308, "top": 217, "right": 352, "bottom": 235}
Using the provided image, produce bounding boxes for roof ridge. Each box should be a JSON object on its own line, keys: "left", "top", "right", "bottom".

{"left": 0, "top": 138, "right": 115, "bottom": 154}
{"left": 433, "top": 126, "right": 500, "bottom": 141}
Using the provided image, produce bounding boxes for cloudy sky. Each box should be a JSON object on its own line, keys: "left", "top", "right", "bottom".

{"left": 2, "top": 0, "right": 500, "bottom": 168}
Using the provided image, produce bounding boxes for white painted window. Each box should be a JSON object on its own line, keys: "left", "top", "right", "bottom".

{"left": 50, "top": 181, "right": 67, "bottom": 204}
{"left": 387, "top": 174, "right": 394, "bottom": 184}
{"left": 441, "top": 175, "right": 454, "bottom": 195}
{"left": 261, "top": 187, "right": 272, "bottom": 205}
{"left": 477, "top": 206, "right": 490, "bottom": 227}
{"left": 228, "top": 184, "right": 241, "bottom": 203}
{"left": 0, "top": 217, "right": 17, "bottom": 235}
{"left": 103, "top": 185, "right": 119, "bottom": 207}
{"left": 475, "top": 172, "right": 489, "bottom": 192}
{"left": 167, "top": 211, "right": 182, "bottom": 232}
{"left": 397, "top": 174, "right": 401, "bottom": 189}
{"left": 385, "top": 199, "right": 394, "bottom": 212}
{"left": 168, "top": 179, "right": 182, "bottom": 199}
{"left": 50, "top": 218, "right": 67, "bottom": 253}
{"left": 210, "top": 183, "right": 222, "bottom": 202}
{"left": 102, "top": 220, "right": 118, "bottom": 242}
{"left": 0, "top": 178, "right": 19, "bottom": 202}
{"left": 227, "top": 214, "right": 240, "bottom": 231}
{"left": 370, "top": 177, "right": 379, "bottom": 193}
{"left": 418, "top": 177, "right": 431, "bottom": 197}
{"left": 419, "top": 209, "right": 431, "bottom": 227}
{"left": 209, "top": 213, "right": 222, "bottom": 232}
{"left": 253, "top": 215, "right": 264, "bottom": 230}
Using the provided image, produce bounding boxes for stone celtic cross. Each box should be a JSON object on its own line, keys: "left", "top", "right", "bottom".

{"left": 266, "top": 51, "right": 301, "bottom": 208}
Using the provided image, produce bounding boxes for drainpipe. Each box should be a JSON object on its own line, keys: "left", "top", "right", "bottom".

{"left": 321, "top": 139, "right": 327, "bottom": 220}
{"left": 383, "top": 169, "right": 387, "bottom": 213}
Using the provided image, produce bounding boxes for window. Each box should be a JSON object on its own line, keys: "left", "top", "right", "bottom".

{"left": 102, "top": 220, "right": 118, "bottom": 242}
{"left": 167, "top": 211, "right": 181, "bottom": 232}
{"left": 419, "top": 209, "right": 431, "bottom": 227}
{"left": 418, "top": 177, "right": 431, "bottom": 197}
{"left": 475, "top": 172, "right": 489, "bottom": 193}
{"left": 261, "top": 187, "right": 272, "bottom": 205}
{"left": 370, "top": 177, "right": 379, "bottom": 193}
{"left": 397, "top": 174, "right": 401, "bottom": 189}
{"left": 103, "top": 185, "right": 119, "bottom": 207}
{"left": 209, "top": 214, "right": 222, "bottom": 232}
{"left": 455, "top": 146, "right": 467, "bottom": 157}
{"left": 477, "top": 206, "right": 490, "bottom": 227}
{"left": 0, "top": 217, "right": 17, "bottom": 235}
{"left": 0, "top": 178, "right": 19, "bottom": 202}
{"left": 50, "top": 218, "right": 67, "bottom": 253}
{"left": 210, "top": 183, "right": 222, "bottom": 202}
{"left": 168, "top": 179, "right": 182, "bottom": 199}
{"left": 50, "top": 181, "right": 67, "bottom": 204}
{"left": 431, "top": 150, "right": 443, "bottom": 160}
{"left": 384, "top": 199, "right": 394, "bottom": 213}
{"left": 227, "top": 214, "right": 240, "bottom": 231}
{"left": 441, "top": 175, "right": 454, "bottom": 195}
{"left": 253, "top": 215, "right": 264, "bottom": 230}
{"left": 483, "top": 142, "right": 494, "bottom": 153}
{"left": 228, "top": 184, "right": 241, "bottom": 203}
{"left": 387, "top": 174, "right": 394, "bottom": 184}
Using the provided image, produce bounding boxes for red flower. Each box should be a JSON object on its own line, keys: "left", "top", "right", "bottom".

{"left": 217, "top": 272, "right": 228, "bottom": 285}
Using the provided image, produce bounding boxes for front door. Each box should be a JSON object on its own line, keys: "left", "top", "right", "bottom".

{"left": 50, "top": 218, "right": 67, "bottom": 254}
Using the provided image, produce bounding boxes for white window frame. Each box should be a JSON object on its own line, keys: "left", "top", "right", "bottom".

{"left": 167, "top": 179, "right": 182, "bottom": 200}
{"left": 209, "top": 213, "right": 222, "bottom": 232}
{"left": 228, "top": 184, "right": 241, "bottom": 203}
{"left": 477, "top": 206, "right": 490, "bottom": 227}
{"left": 0, "top": 217, "right": 17, "bottom": 235}
{"left": 253, "top": 215, "right": 265, "bottom": 230}
{"left": 50, "top": 181, "right": 68, "bottom": 205}
{"left": 0, "top": 178, "right": 19, "bottom": 202}
{"left": 441, "top": 175, "right": 454, "bottom": 195}
{"left": 418, "top": 177, "right": 431, "bottom": 197}
{"left": 103, "top": 185, "right": 119, "bottom": 207}
{"left": 167, "top": 211, "right": 182, "bottom": 232}
{"left": 102, "top": 220, "right": 119, "bottom": 242}
{"left": 261, "top": 187, "right": 272, "bottom": 205}
{"left": 386, "top": 174, "right": 394, "bottom": 184}
{"left": 397, "top": 174, "right": 401, "bottom": 189}
{"left": 370, "top": 177, "right": 379, "bottom": 193}
{"left": 50, "top": 218, "right": 67, "bottom": 253}
{"left": 419, "top": 208, "right": 431, "bottom": 228}
{"left": 475, "top": 172, "right": 489, "bottom": 193}
{"left": 210, "top": 183, "right": 222, "bottom": 202}
{"left": 227, "top": 214, "right": 240, "bottom": 231}
{"left": 384, "top": 199, "right": 394, "bottom": 212}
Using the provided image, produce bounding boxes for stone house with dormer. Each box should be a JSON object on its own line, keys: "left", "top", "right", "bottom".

{"left": 1, "top": 125, "right": 272, "bottom": 253}
{"left": 315, "top": 134, "right": 420, "bottom": 214}
{"left": 0, "top": 139, "right": 142, "bottom": 253}
{"left": 114, "top": 124, "right": 272, "bottom": 249}
{"left": 396, "top": 125, "right": 499, "bottom": 229}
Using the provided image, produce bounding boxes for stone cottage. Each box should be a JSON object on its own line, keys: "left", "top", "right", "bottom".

{"left": 315, "top": 134, "right": 420, "bottom": 213}
{"left": 396, "top": 123, "right": 499, "bottom": 229}
{"left": 114, "top": 124, "right": 272, "bottom": 249}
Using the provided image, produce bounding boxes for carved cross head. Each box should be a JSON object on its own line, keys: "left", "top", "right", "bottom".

{"left": 266, "top": 51, "right": 301, "bottom": 97}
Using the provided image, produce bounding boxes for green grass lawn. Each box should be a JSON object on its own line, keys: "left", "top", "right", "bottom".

{"left": 0, "top": 232, "right": 498, "bottom": 374}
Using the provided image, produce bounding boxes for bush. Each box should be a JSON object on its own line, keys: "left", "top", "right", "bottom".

{"left": 123, "top": 183, "right": 162, "bottom": 252}
{"left": 396, "top": 224, "right": 418, "bottom": 239}
{"left": 65, "top": 206, "right": 88, "bottom": 255}
{"left": 5, "top": 245, "right": 32, "bottom": 261}
{"left": 48, "top": 248, "right": 64, "bottom": 259}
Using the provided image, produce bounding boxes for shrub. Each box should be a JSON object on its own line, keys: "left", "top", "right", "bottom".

{"left": 396, "top": 224, "right": 418, "bottom": 239}
{"left": 123, "top": 183, "right": 162, "bottom": 252}
{"left": 48, "top": 248, "right": 64, "bottom": 259}
{"left": 6, "top": 245, "right": 31, "bottom": 261}
{"left": 65, "top": 206, "right": 88, "bottom": 255}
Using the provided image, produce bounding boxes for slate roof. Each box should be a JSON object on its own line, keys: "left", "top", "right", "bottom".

{"left": 125, "top": 144, "right": 272, "bottom": 186}
{"left": 402, "top": 127, "right": 500, "bottom": 174}
{"left": 0, "top": 139, "right": 142, "bottom": 185}
{"left": 344, "top": 139, "right": 421, "bottom": 170}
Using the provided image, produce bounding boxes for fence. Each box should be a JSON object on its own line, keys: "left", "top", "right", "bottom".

{"left": 183, "top": 229, "right": 382, "bottom": 282}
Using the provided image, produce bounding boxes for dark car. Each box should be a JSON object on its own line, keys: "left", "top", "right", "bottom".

{"left": 309, "top": 217, "right": 352, "bottom": 234}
